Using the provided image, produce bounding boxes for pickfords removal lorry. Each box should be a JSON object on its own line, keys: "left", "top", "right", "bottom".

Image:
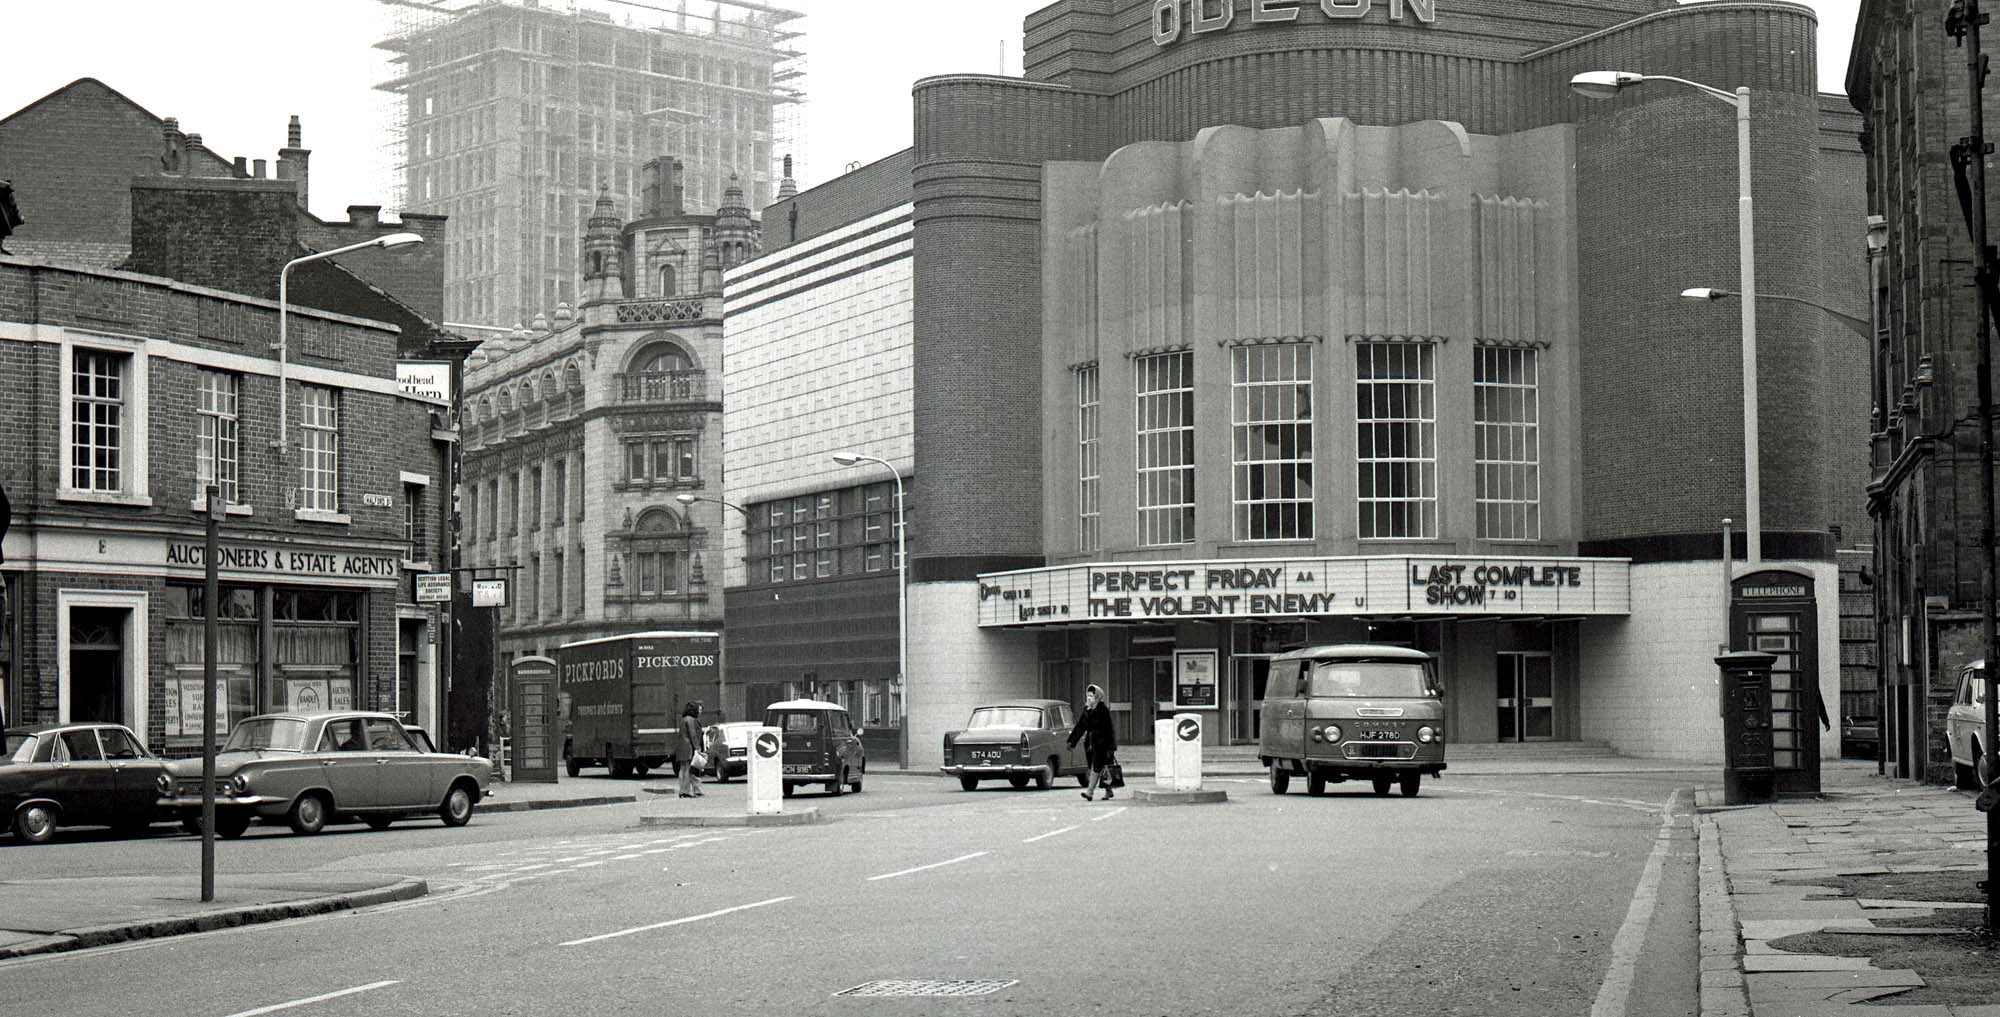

{"left": 556, "top": 631, "right": 720, "bottom": 778}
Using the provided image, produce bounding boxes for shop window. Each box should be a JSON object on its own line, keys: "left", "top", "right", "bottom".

{"left": 1135, "top": 350, "right": 1195, "bottom": 546}
{"left": 1474, "top": 346, "right": 1541, "bottom": 540}
{"left": 1355, "top": 341, "right": 1437, "bottom": 539}
{"left": 1076, "top": 364, "right": 1100, "bottom": 552}
{"left": 1232, "top": 344, "right": 1314, "bottom": 541}
{"left": 164, "top": 585, "right": 261, "bottom": 748}
{"left": 272, "top": 589, "right": 359, "bottom": 713}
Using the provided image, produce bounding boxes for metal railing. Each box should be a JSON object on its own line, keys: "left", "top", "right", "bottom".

{"left": 619, "top": 369, "right": 708, "bottom": 403}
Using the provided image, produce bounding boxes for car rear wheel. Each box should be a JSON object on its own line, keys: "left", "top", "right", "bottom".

{"left": 1371, "top": 775, "right": 1392, "bottom": 796}
{"left": 633, "top": 764, "right": 651, "bottom": 778}
{"left": 782, "top": 783, "right": 794, "bottom": 798}
{"left": 1978, "top": 742, "right": 1994, "bottom": 790}
{"left": 287, "top": 793, "right": 329, "bottom": 836}
{"left": 1008, "top": 774, "right": 1030, "bottom": 790}
{"left": 440, "top": 783, "right": 475, "bottom": 827}
{"left": 959, "top": 776, "right": 980, "bottom": 792}
{"left": 1307, "top": 771, "right": 1327, "bottom": 796}
{"left": 364, "top": 815, "right": 396, "bottom": 831}
{"left": 828, "top": 768, "right": 845, "bottom": 797}
{"left": 610, "top": 760, "right": 633, "bottom": 779}
{"left": 12, "top": 804, "right": 56, "bottom": 844}
{"left": 1956, "top": 760, "right": 1978, "bottom": 790}
{"left": 850, "top": 769, "right": 864, "bottom": 793}
{"left": 1268, "top": 764, "right": 1290, "bottom": 795}
{"left": 1399, "top": 772, "right": 1422, "bottom": 797}
{"left": 1036, "top": 762, "right": 1054, "bottom": 790}
{"left": 216, "top": 811, "right": 251, "bottom": 839}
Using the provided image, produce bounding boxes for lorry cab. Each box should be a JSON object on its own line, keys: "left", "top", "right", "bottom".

{"left": 1257, "top": 644, "right": 1447, "bottom": 798}
{"left": 764, "top": 700, "right": 865, "bottom": 797}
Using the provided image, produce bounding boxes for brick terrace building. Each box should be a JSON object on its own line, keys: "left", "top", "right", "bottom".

{"left": 728, "top": 0, "right": 1871, "bottom": 777}
{"left": 458, "top": 161, "right": 760, "bottom": 719}
{"left": 0, "top": 259, "right": 450, "bottom": 753}
{"left": 1850, "top": 0, "right": 2000, "bottom": 783}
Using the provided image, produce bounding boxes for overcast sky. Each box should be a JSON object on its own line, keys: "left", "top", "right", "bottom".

{"left": 3, "top": 0, "right": 1861, "bottom": 223}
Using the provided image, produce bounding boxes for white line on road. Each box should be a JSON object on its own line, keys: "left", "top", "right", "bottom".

{"left": 1022, "top": 825, "right": 1079, "bottom": 844}
{"left": 611, "top": 854, "right": 643, "bottom": 861}
{"left": 1089, "top": 806, "right": 1127, "bottom": 822}
{"left": 1589, "top": 789, "right": 1685, "bottom": 1017}
{"left": 221, "top": 980, "right": 401, "bottom": 1017}
{"left": 559, "top": 896, "right": 795, "bottom": 946}
{"left": 866, "top": 852, "right": 990, "bottom": 881}
{"left": 573, "top": 860, "right": 605, "bottom": 869}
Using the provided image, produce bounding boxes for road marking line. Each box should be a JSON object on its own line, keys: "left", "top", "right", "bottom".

{"left": 611, "top": 854, "right": 643, "bottom": 861}
{"left": 559, "top": 896, "right": 796, "bottom": 946}
{"left": 550, "top": 855, "right": 589, "bottom": 863}
{"left": 641, "top": 847, "right": 672, "bottom": 855}
{"left": 1090, "top": 806, "right": 1127, "bottom": 822}
{"left": 573, "top": 860, "right": 606, "bottom": 869}
{"left": 1589, "top": 790, "right": 1685, "bottom": 1017}
{"left": 222, "top": 980, "right": 401, "bottom": 1017}
{"left": 866, "top": 852, "right": 990, "bottom": 881}
{"left": 1023, "top": 825, "right": 1079, "bottom": 844}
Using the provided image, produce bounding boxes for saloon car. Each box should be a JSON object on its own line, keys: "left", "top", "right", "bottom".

{"left": 3, "top": 723, "right": 172, "bottom": 844}
{"left": 764, "top": 700, "right": 865, "bottom": 796}
{"left": 940, "top": 699, "right": 1086, "bottom": 791}
{"left": 703, "top": 721, "right": 761, "bottom": 782}
{"left": 161, "top": 711, "right": 491, "bottom": 836}
{"left": 1948, "top": 661, "right": 1992, "bottom": 791}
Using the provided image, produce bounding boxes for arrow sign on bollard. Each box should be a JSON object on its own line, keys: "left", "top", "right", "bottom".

{"left": 1176, "top": 717, "right": 1200, "bottom": 742}
{"left": 754, "top": 732, "right": 780, "bottom": 759}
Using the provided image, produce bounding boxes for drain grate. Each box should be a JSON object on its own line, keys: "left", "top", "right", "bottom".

{"left": 833, "top": 980, "right": 1019, "bottom": 998}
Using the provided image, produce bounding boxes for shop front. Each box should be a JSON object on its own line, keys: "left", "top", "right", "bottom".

{"left": 3, "top": 524, "right": 423, "bottom": 753}
{"left": 986, "top": 555, "right": 1628, "bottom": 747}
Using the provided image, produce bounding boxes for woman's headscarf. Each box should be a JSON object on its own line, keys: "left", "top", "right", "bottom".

{"left": 682, "top": 700, "right": 701, "bottom": 718}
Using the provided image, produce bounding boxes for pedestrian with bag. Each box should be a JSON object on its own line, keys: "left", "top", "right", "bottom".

{"left": 1068, "top": 683, "right": 1118, "bottom": 801}
{"left": 677, "top": 700, "right": 706, "bottom": 798}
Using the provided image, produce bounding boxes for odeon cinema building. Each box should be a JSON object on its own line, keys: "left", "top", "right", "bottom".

{"left": 724, "top": 0, "right": 1870, "bottom": 776}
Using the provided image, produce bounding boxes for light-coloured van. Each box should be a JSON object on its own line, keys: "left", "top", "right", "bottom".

{"left": 1257, "top": 644, "right": 1447, "bottom": 797}
{"left": 1948, "top": 661, "right": 1992, "bottom": 790}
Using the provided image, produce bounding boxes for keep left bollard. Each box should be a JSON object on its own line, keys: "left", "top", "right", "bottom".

{"left": 1170, "top": 713, "right": 1203, "bottom": 792}
{"left": 1153, "top": 718, "right": 1176, "bottom": 788}
{"left": 745, "top": 726, "right": 783, "bottom": 816}
{"left": 1130, "top": 713, "right": 1227, "bottom": 805}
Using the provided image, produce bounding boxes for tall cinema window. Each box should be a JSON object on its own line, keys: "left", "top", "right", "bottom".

{"left": 1232, "top": 343, "right": 1314, "bottom": 541}
{"left": 1355, "top": 341, "right": 1436, "bottom": 539}
{"left": 1135, "top": 350, "right": 1195, "bottom": 547}
{"left": 1474, "top": 345, "right": 1541, "bottom": 540}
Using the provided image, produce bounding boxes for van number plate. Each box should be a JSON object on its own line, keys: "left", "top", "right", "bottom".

{"left": 1358, "top": 729, "right": 1400, "bottom": 741}
{"left": 783, "top": 764, "right": 810, "bottom": 774}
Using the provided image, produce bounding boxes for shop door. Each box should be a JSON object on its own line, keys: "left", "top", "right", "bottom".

{"left": 1117, "top": 658, "right": 1167, "bottom": 747}
{"left": 397, "top": 619, "right": 423, "bottom": 726}
{"left": 68, "top": 608, "right": 126, "bottom": 724}
{"left": 1496, "top": 652, "right": 1555, "bottom": 742}
{"left": 1231, "top": 656, "right": 1271, "bottom": 743}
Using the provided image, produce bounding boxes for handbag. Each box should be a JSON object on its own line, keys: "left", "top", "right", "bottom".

{"left": 690, "top": 749, "right": 709, "bottom": 772}
{"left": 1107, "top": 761, "right": 1125, "bottom": 788}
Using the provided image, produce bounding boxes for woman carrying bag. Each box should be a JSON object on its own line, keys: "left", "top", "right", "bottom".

{"left": 1067, "top": 684, "right": 1119, "bottom": 801}
{"left": 676, "top": 701, "right": 706, "bottom": 798}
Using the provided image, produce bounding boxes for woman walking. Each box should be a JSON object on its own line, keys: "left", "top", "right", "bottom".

{"left": 677, "top": 700, "right": 705, "bottom": 798}
{"left": 1067, "top": 684, "right": 1118, "bottom": 801}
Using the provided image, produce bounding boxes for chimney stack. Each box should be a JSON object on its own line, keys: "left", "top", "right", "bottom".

{"left": 670, "top": 159, "right": 685, "bottom": 217}
{"left": 253, "top": 159, "right": 267, "bottom": 179}
{"left": 278, "top": 115, "right": 311, "bottom": 210}
{"left": 233, "top": 156, "right": 248, "bottom": 177}
{"left": 777, "top": 153, "right": 797, "bottom": 201}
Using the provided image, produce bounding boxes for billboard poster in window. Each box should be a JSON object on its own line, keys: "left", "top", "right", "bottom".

{"left": 286, "top": 679, "right": 329, "bottom": 712}
{"left": 1174, "top": 650, "right": 1218, "bottom": 709}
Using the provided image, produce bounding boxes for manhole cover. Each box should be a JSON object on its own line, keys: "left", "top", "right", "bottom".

{"left": 834, "top": 980, "right": 1018, "bottom": 998}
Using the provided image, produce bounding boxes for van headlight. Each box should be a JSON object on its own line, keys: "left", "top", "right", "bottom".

{"left": 1417, "top": 726, "right": 1440, "bottom": 744}
{"left": 1320, "top": 725, "right": 1341, "bottom": 743}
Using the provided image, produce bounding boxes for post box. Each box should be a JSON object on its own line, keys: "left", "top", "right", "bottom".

{"left": 1716, "top": 650, "right": 1777, "bottom": 805}
{"left": 1169, "top": 712, "right": 1203, "bottom": 791}
{"left": 745, "top": 725, "right": 783, "bottom": 816}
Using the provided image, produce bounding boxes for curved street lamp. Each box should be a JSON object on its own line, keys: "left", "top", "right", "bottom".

{"left": 1575, "top": 70, "right": 1760, "bottom": 564}
{"left": 275, "top": 231, "right": 426, "bottom": 452}
{"left": 1679, "top": 288, "right": 1871, "bottom": 338}
{"left": 831, "top": 451, "right": 907, "bottom": 768}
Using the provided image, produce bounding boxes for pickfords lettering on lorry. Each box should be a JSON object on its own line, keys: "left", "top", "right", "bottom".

{"left": 556, "top": 631, "right": 720, "bottom": 778}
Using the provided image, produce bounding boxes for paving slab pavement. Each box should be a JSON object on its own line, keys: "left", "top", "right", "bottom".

{"left": 1697, "top": 761, "right": 1995, "bottom": 1017}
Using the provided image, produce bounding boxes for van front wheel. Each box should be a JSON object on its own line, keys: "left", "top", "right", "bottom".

{"left": 1268, "top": 764, "right": 1289, "bottom": 794}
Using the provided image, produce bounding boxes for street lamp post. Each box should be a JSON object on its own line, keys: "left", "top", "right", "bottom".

{"left": 274, "top": 233, "right": 425, "bottom": 453}
{"left": 831, "top": 453, "right": 906, "bottom": 769}
{"left": 1575, "top": 71, "right": 1760, "bottom": 565}
{"left": 677, "top": 492, "right": 748, "bottom": 716}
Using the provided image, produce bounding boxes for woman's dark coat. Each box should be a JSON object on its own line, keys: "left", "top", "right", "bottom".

{"left": 675, "top": 712, "right": 702, "bottom": 764}
{"left": 1067, "top": 701, "right": 1118, "bottom": 769}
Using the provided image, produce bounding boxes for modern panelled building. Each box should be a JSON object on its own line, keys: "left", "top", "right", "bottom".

{"left": 729, "top": 0, "right": 1870, "bottom": 776}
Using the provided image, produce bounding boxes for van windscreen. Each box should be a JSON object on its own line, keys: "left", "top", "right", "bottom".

{"left": 1308, "top": 661, "right": 1430, "bottom": 698}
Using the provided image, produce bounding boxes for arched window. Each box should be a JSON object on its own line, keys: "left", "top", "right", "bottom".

{"left": 633, "top": 342, "right": 692, "bottom": 375}
{"left": 564, "top": 362, "right": 583, "bottom": 394}
{"left": 659, "top": 264, "right": 677, "bottom": 297}
{"left": 520, "top": 380, "right": 536, "bottom": 405}
{"left": 626, "top": 508, "right": 686, "bottom": 598}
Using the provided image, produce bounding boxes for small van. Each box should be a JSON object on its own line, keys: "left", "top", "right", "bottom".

{"left": 1257, "top": 644, "right": 1447, "bottom": 797}
{"left": 1947, "top": 661, "right": 1991, "bottom": 790}
{"left": 764, "top": 700, "right": 866, "bottom": 797}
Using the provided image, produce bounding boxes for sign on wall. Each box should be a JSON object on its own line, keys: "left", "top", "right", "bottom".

{"left": 977, "top": 556, "right": 1630, "bottom": 627}
{"left": 473, "top": 579, "right": 508, "bottom": 608}
{"left": 396, "top": 361, "right": 452, "bottom": 404}
{"left": 1152, "top": 0, "right": 1436, "bottom": 47}
{"left": 1174, "top": 650, "right": 1219, "bottom": 709}
{"left": 415, "top": 573, "right": 453, "bottom": 603}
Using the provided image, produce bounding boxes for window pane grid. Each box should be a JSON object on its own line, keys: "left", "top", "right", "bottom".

{"left": 1355, "top": 342, "right": 1436, "bottom": 539}
{"left": 71, "top": 350, "right": 124, "bottom": 492}
{"left": 1232, "top": 344, "right": 1314, "bottom": 541}
{"left": 197, "top": 370, "right": 240, "bottom": 504}
{"left": 1135, "top": 351, "right": 1195, "bottom": 547}
{"left": 1076, "top": 364, "right": 1100, "bottom": 551}
{"left": 1474, "top": 346, "right": 1542, "bottom": 540}
{"left": 300, "top": 385, "right": 339, "bottom": 512}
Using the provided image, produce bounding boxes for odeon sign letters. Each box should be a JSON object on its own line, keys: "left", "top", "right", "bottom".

{"left": 1153, "top": 0, "right": 1436, "bottom": 47}
{"left": 976, "top": 556, "right": 1630, "bottom": 627}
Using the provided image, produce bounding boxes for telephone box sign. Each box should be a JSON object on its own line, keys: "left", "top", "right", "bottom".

{"left": 977, "top": 555, "right": 1629, "bottom": 627}
{"left": 1153, "top": 0, "right": 1436, "bottom": 47}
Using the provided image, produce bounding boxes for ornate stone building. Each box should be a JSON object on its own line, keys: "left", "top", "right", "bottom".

{"left": 459, "top": 161, "right": 762, "bottom": 673}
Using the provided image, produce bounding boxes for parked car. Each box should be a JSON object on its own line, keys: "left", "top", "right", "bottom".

{"left": 941, "top": 699, "right": 1085, "bottom": 791}
{"left": 3, "top": 723, "right": 171, "bottom": 844}
{"left": 161, "top": 711, "right": 492, "bottom": 836}
{"left": 1258, "top": 644, "right": 1448, "bottom": 797}
{"left": 1947, "top": 661, "right": 1992, "bottom": 790}
{"left": 703, "top": 721, "right": 761, "bottom": 782}
{"left": 764, "top": 700, "right": 865, "bottom": 797}
{"left": 1841, "top": 715, "right": 1881, "bottom": 760}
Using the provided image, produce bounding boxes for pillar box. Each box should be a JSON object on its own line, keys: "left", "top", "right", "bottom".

{"left": 745, "top": 726, "right": 783, "bottom": 816}
{"left": 1716, "top": 651, "right": 1778, "bottom": 805}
